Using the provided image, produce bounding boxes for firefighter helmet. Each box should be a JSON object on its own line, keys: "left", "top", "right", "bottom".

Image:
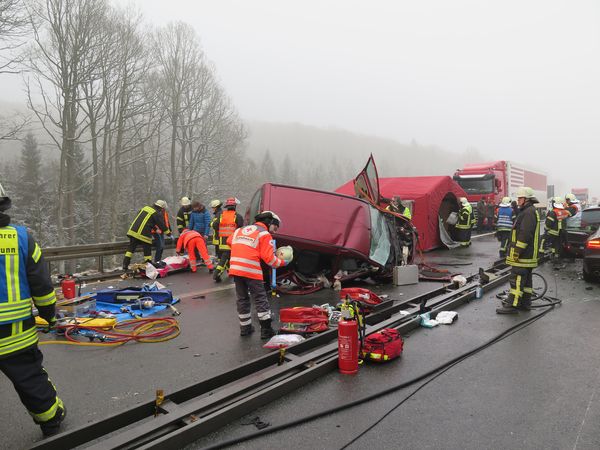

{"left": 224, "top": 197, "right": 239, "bottom": 208}
{"left": 255, "top": 210, "right": 281, "bottom": 227}
{"left": 180, "top": 196, "right": 191, "bottom": 206}
{"left": 209, "top": 199, "right": 222, "bottom": 208}
{"left": 276, "top": 245, "right": 293, "bottom": 262}
{"left": 515, "top": 187, "right": 535, "bottom": 199}
{"left": 155, "top": 200, "right": 168, "bottom": 209}
{"left": 565, "top": 193, "right": 578, "bottom": 203}
{"left": 459, "top": 197, "right": 469, "bottom": 205}
{"left": 501, "top": 196, "right": 511, "bottom": 204}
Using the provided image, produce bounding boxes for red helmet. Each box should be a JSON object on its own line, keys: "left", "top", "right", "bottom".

{"left": 224, "top": 197, "right": 239, "bottom": 207}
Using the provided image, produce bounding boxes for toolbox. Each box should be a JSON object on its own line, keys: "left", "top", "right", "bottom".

{"left": 56, "top": 294, "right": 96, "bottom": 317}
{"left": 393, "top": 264, "right": 419, "bottom": 286}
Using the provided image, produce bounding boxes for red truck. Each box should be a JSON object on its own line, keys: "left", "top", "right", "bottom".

{"left": 453, "top": 161, "right": 548, "bottom": 209}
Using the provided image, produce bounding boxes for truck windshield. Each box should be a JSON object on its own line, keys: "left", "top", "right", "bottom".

{"left": 455, "top": 177, "right": 494, "bottom": 194}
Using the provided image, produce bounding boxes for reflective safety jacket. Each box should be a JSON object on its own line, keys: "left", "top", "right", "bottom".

{"left": 176, "top": 206, "right": 192, "bottom": 233}
{"left": 209, "top": 207, "right": 222, "bottom": 245}
{"left": 496, "top": 205, "right": 515, "bottom": 232}
{"left": 565, "top": 202, "right": 582, "bottom": 229}
{"left": 386, "top": 204, "right": 412, "bottom": 220}
{"left": 0, "top": 223, "right": 56, "bottom": 358}
{"left": 506, "top": 201, "right": 540, "bottom": 268}
{"left": 545, "top": 208, "right": 565, "bottom": 236}
{"left": 127, "top": 205, "right": 166, "bottom": 245}
{"left": 227, "top": 222, "right": 285, "bottom": 280}
{"left": 214, "top": 209, "right": 244, "bottom": 250}
{"left": 456, "top": 204, "right": 474, "bottom": 230}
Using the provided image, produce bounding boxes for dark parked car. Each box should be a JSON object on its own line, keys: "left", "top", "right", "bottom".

{"left": 583, "top": 228, "right": 600, "bottom": 282}
{"left": 563, "top": 205, "right": 600, "bottom": 257}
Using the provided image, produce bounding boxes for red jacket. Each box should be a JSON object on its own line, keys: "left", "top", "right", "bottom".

{"left": 227, "top": 222, "right": 285, "bottom": 280}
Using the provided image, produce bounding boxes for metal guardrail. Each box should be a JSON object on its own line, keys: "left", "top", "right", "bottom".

{"left": 43, "top": 240, "right": 176, "bottom": 274}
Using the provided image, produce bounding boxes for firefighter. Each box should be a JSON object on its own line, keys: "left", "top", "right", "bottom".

{"left": 152, "top": 203, "right": 173, "bottom": 264}
{"left": 212, "top": 197, "right": 244, "bottom": 282}
{"left": 209, "top": 199, "right": 223, "bottom": 260}
{"left": 386, "top": 195, "right": 412, "bottom": 219}
{"left": 0, "top": 183, "right": 66, "bottom": 437}
{"left": 176, "top": 196, "right": 192, "bottom": 235}
{"left": 455, "top": 197, "right": 474, "bottom": 247}
{"left": 228, "top": 211, "right": 290, "bottom": 338}
{"left": 541, "top": 197, "right": 566, "bottom": 261}
{"left": 496, "top": 187, "right": 540, "bottom": 314}
{"left": 176, "top": 229, "right": 214, "bottom": 273}
{"left": 495, "top": 196, "right": 515, "bottom": 258}
{"left": 122, "top": 200, "right": 168, "bottom": 276}
{"left": 564, "top": 193, "right": 582, "bottom": 229}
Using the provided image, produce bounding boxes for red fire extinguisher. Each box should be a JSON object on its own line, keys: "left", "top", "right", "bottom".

{"left": 61, "top": 275, "right": 77, "bottom": 300}
{"left": 338, "top": 316, "right": 359, "bottom": 375}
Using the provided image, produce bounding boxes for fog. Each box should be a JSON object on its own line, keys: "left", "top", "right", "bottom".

{"left": 102, "top": 0, "right": 598, "bottom": 198}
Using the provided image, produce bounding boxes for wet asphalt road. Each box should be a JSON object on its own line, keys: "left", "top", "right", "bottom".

{"left": 2, "top": 234, "right": 600, "bottom": 449}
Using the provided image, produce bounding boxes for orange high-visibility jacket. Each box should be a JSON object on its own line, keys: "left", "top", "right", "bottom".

{"left": 217, "top": 210, "right": 238, "bottom": 250}
{"left": 176, "top": 229, "right": 203, "bottom": 253}
{"left": 227, "top": 222, "right": 285, "bottom": 280}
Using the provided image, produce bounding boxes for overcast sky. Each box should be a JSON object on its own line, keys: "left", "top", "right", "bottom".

{"left": 4, "top": 0, "right": 600, "bottom": 198}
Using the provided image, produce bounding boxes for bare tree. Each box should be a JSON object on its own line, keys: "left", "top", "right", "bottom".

{"left": 25, "top": 0, "right": 108, "bottom": 246}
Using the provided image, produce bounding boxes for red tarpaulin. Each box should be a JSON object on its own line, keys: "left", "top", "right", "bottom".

{"left": 336, "top": 176, "right": 467, "bottom": 251}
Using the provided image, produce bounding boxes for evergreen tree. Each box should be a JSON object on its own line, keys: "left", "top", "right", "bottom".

{"left": 260, "top": 149, "right": 277, "bottom": 183}
{"left": 280, "top": 153, "right": 298, "bottom": 186}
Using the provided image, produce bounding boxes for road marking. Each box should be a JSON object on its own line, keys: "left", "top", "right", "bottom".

{"left": 572, "top": 366, "right": 600, "bottom": 449}
{"left": 472, "top": 232, "right": 495, "bottom": 239}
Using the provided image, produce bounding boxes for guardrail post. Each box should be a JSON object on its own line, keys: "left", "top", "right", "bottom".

{"left": 98, "top": 255, "right": 104, "bottom": 273}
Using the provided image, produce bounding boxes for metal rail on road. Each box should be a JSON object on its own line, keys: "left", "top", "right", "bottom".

{"left": 31, "top": 260, "right": 512, "bottom": 450}
{"left": 42, "top": 241, "right": 175, "bottom": 275}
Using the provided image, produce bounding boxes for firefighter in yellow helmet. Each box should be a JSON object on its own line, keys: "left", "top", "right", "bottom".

{"left": 455, "top": 197, "right": 474, "bottom": 247}
{"left": 497, "top": 187, "right": 540, "bottom": 314}
{"left": 0, "top": 183, "right": 66, "bottom": 436}
{"left": 176, "top": 196, "right": 193, "bottom": 235}
{"left": 208, "top": 199, "right": 223, "bottom": 261}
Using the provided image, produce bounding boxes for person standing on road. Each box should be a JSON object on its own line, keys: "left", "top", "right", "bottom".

{"left": 151, "top": 203, "right": 173, "bottom": 264}
{"left": 455, "top": 197, "right": 474, "bottom": 247}
{"left": 0, "top": 183, "right": 66, "bottom": 437}
{"left": 496, "top": 187, "right": 540, "bottom": 314}
{"left": 188, "top": 201, "right": 211, "bottom": 239}
{"left": 541, "top": 197, "right": 566, "bottom": 262}
{"left": 564, "top": 193, "right": 582, "bottom": 229}
{"left": 476, "top": 199, "right": 486, "bottom": 232}
{"left": 122, "top": 200, "right": 168, "bottom": 276}
{"left": 209, "top": 199, "right": 223, "bottom": 261}
{"left": 176, "top": 196, "right": 193, "bottom": 235}
{"left": 228, "top": 211, "right": 290, "bottom": 338}
{"left": 495, "top": 196, "right": 515, "bottom": 258}
{"left": 212, "top": 197, "right": 244, "bottom": 282}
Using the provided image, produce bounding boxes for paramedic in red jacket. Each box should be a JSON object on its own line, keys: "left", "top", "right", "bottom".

{"left": 227, "top": 211, "right": 288, "bottom": 339}
{"left": 176, "top": 229, "right": 214, "bottom": 273}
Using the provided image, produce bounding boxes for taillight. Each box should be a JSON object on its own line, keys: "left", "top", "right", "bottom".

{"left": 587, "top": 239, "right": 600, "bottom": 249}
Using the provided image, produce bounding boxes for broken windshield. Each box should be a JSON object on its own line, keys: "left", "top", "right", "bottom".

{"left": 369, "top": 206, "right": 391, "bottom": 266}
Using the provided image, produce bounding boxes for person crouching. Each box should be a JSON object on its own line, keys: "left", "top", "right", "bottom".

{"left": 176, "top": 229, "right": 214, "bottom": 273}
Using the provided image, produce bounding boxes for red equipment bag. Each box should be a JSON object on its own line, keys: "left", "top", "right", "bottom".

{"left": 361, "top": 328, "right": 403, "bottom": 363}
{"left": 339, "top": 288, "right": 383, "bottom": 312}
{"left": 279, "top": 307, "right": 329, "bottom": 334}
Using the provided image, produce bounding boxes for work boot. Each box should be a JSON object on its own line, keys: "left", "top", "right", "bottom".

{"left": 213, "top": 269, "right": 222, "bottom": 283}
{"left": 40, "top": 405, "right": 67, "bottom": 438}
{"left": 496, "top": 305, "right": 519, "bottom": 314}
{"left": 259, "top": 319, "right": 276, "bottom": 340}
{"left": 240, "top": 325, "right": 255, "bottom": 336}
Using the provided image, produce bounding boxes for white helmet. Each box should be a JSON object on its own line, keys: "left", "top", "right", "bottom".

{"left": 565, "top": 193, "right": 579, "bottom": 203}
{"left": 552, "top": 197, "right": 564, "bottom": 209}
{"left": 154, "top": 200, "right": 168, "bottom": 209}
{"left": 255, "top": 210, "right": 281, "bottom": 226}
{"left": 459, "top": 197, "right": 469, "bottom": 205}
{"left": 276, "top": 245, "right": 294, "bottom": 262}
{"left": 501, "top": 196, "right": 511, "bottom": 204}
{"left": 209, "top": 199, "right": 222, "bottom": 209}
{"left": 180, "top": 196, "right": 191, "bottom": 206}
{"left": 515, "top": 187, "right": 535, "bottom": 199}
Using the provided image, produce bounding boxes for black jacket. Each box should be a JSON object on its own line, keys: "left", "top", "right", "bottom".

{"left": 506, "top": 201, "right": 540, "bottom": 268}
